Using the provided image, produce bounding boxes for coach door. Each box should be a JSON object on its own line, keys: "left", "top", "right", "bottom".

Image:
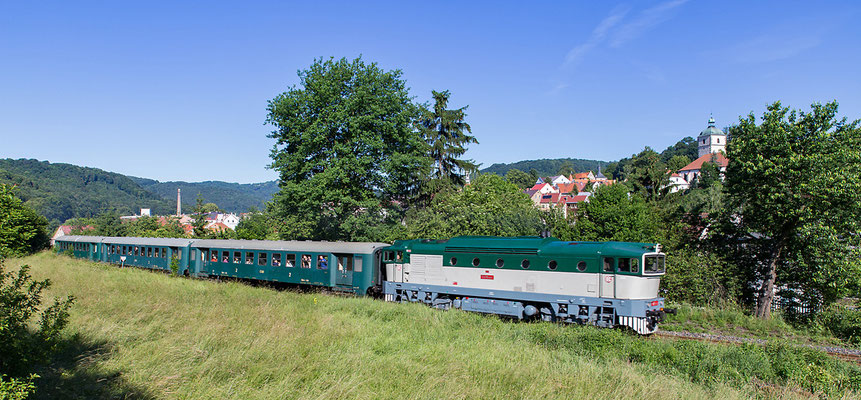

{"left": 599, "top": 257, "right": 615, "bottom": 298}
{"left": 335, "top": 254, "right": 353, "bottom": 287}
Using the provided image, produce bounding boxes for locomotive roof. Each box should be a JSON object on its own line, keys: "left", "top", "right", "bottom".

{"left": 190, "top": 239, "right": 390, "bottom": 254}
{"left": 392, "top": 236, "right": 659, "bottom": 257}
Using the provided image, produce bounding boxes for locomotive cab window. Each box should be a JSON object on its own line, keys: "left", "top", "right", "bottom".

{"left": 383, "top": 251, "right": 394, "bottom": 262}
{"left": 618, "top": 258, "right": 631, "bottom": 273}
{"left": 644, "top": 255, "right": 665, "bottom": 274}
{"left": 603, "top": 258, "right": 614, "bottom": 272}
{"left": 631, "top": 258, "right": 639, "bottom": 273}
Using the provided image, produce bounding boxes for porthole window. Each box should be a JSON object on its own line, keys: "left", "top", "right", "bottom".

{"left": 496, "top": 259, "right": 504, "bottom": 268}
{"left": 577, "top": 261, "right": 587, "bottom": 272}
{"left": 521, "top": 259, "right": 530, "bottom": 269}
{"left": 450, "top": 257, "right": 457, "bottom": 266}
{"left": 548, "top": 260, "right": 558, "bottom": 270}
{"left": 472, "top": 258, "right": 480, "bottom": 267}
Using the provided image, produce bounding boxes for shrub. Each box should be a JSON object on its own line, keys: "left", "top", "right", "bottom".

{"left": 660, "top": 247, "right": 743, "bottom": 306}
{"left": 169, "top": 255, "right": 180, "bottom": 276}
{"left": 0, "top": 184, "right": 49, "bottom": 258}
{"left": 0, "top": 260, "right": 75, "bottom": 378}
{"left": 0, "top": 374, "right": 36, "bottom": 400}
{"left": 817, "top": 304, "right": 861, "bottom": 345}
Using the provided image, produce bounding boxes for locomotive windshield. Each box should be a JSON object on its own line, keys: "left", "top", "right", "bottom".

{"left": 644, "top": 255, "right": 665, "bottom": 274}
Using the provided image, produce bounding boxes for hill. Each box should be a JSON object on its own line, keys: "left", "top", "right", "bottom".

{"left": 481, "top": 158, "right": 607, "bottom": 177}
{"left": 16, "top": 251, "right": 858, "bottom": 399}
{"left": 0, "top": 159, "right": 174, "bottom": 224}
{"left": 129, "top": 178, "right": 278, "bottom": 213}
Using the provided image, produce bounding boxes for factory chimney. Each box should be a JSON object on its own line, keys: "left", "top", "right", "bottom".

{"left": 177, "top": 188, "right": 181, "bottom": 216}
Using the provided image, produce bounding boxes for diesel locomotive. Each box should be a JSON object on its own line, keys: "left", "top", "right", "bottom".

{"left": 55, "top": 234, "right": 668, "bottom": 334}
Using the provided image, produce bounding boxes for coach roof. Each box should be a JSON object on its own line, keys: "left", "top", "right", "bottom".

{"left": 191, "top": 239, "right": 389, "bottom": 254}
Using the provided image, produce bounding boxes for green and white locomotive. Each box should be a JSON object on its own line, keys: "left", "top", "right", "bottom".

{"left": 55, "top": 234, "right": 669, "bottom": 334}
{"left": 381, "top": 236, "right": 668, "bottom": 334}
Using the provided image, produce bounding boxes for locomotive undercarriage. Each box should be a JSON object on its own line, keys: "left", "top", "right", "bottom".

{"left": 383, "top": 282, "right": 663, "bottom": 335}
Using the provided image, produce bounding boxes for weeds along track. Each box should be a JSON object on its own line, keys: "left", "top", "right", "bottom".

{"left": 653, "top": 330, "right": 861, "bottom": 364}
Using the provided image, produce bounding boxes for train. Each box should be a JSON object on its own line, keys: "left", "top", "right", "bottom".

{"left": 54, "top": 234, "right": 669, "bottom": 334}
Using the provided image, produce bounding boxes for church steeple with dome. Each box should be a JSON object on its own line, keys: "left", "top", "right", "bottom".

{"left": 697, "top": 115, "right": 727, "bottom": 157}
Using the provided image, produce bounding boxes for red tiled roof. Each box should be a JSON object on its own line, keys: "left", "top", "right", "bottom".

{"left": 573, "top": 172, "right": 591, "bottom": 179}
{"left": 570, "top": 195, "right": 589, "bottom": 203}
{"left": 679, "top": 152, "right": 729, "bottom": 172}
{"left": 556, "top": 182, "right": 577, "bottom": 194}
{"left": 529, "top": 183, "right": 550, "bottom": 191}
{"left": 539, "top": 193, "right": 560, "bottom": 203}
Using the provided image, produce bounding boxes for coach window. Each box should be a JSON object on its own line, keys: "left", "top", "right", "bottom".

{"left": 630, "top": 258, "right": 639, "bottom": 273}
{"left": 472, "top": 258, "right": 480, "bottom": 267}
{"left": 233, "top": 251, "right": 241, "bottom": 263}
{"left": 548, "top": 260, "right": 557, "bottom": 270}
{"left": 211, "top": 251, "right": 218, "bottom": 262}
{"left": 222, "top": 251, "right": 229, "bottom": 263}
{"left": 577, "top": 261, "right": 587, "bottom": 272}
{"left": 245, "top": 252, "right": 254, "bottom": 264}
{"left": 317, "top": 255, "right": 328, "bottom": 270}
{"left": 450, "top": 257, "right": 457, "bottom": 266}
{"left": 272, "top": 253, "right": 281, "bottom": 267}
{"left": 259, "top": 253, "right": 267, "bottom": 266}
{"left": 301, "top": 254, "right": 311, "bottom": 269}
{"left": 147, "top": 247, "right": 153, "bottom": 257}
{"left": 135, "top": 247, "right": 140, "bottom": 256}
{"left": 285, "top": 254, "right": 295, "bottom": 268}
{"left": 496, "top": 259, "right": 504, "bottom": 268}
{"left": 521, "top": 259, "right": 530, "bottom": 269}
{"left": 603, "top": 258, "right": 614, "bottom": 272}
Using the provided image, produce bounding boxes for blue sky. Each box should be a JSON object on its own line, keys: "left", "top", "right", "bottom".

{"left": 1, "top": 1, "right": 859, "bottom": 183}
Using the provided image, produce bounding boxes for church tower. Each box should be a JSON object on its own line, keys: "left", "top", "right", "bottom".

{"left": 697, "top": 115, "right": 727, "bottom": 158}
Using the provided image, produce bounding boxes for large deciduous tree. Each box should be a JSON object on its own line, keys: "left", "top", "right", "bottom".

{"left": 400, "top": 174, "right": 542, "bottom": 239}
{"left": 564, "top": 183, "right": 660, "bottom": 242}
{"left": 0, "top": 184, "right": 48, "bottom": 258}
{"left": 624, "top": 147, "right": 670, "bottom": 201}
{"left": 266, "top": 57, "right": 431, "bottom": 241}
{"left": 724, "top": 101, "right": 861, "bottom": 318}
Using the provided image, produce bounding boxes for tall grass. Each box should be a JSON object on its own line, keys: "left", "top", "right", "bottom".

{"left": 12, "top": 252, "right": 859, "bottom": 399}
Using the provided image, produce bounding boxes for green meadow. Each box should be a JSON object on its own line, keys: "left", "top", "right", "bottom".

{"left": 11, "top": 252, "right": 861, "bottom": 399}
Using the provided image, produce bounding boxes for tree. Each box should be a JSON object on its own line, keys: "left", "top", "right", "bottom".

{"left": 723, "top": 101, "right": 861, "bottom": 318}
{"left": 266, "top": 57, "right": 431, "bottom": 241}
{"left": 666, "top": 155, "right": 691, "bottom": 172}
{"left": 93, "top": 211, "right": 125, "bottom": 237}
{"left": 201, "top": 203, "right": 220, "bottom": 213}
{"left": 192, "top": 194, "right": 207, "bottom": 238}
{"left": 401, "top": 174, "right": 542, "bottom": 239}
{"left": 556, "top": 162, "right": 576, "bottom": 177}
{"left": 660, "top": 136, "right": 698, "bottom": 162}
{"left": 691, "top": 155, "right": 722, "bottom": 190}
{"left": 416, "top": 90, "right": 478, "bottom": 189}
{"left": 0, "top": 184, "right": 48, "bottom": 258}
{"left": 235, "top": 209, "right": 274, "bottom": 240}
{"left": 624, "top": 147, "right": 670, "bottom": 201}
{"left": 565, "top": 184, "right": 660, "bottom": 242}
{"left": 505, "top": 169, "right": 535, "bottom": 190}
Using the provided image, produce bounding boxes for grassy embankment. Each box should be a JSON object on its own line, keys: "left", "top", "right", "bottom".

{"left": 11, "top": 252, "right": 861, "bottom": 399}
{"left": 662, "top": 304, "right": 850, "bottom": 347}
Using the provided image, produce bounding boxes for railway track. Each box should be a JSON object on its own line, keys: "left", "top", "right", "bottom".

{"left": 652, "top": 330, "right": 861, "bottom": 364}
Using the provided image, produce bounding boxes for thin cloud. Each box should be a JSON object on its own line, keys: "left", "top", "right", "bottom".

{"left": 610, "top": 0, "right": 689, "bottom": 48}
{"left": 725, "top": 32, "right": 823, "bottom": 64}
{"left": 563, "top": 5, "right": 630, "bottom": 67}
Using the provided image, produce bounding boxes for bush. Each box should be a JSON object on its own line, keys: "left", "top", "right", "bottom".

{"left": 818, "top": 304, "right": 861, "bottom": 345}
{"left": 0, "top": 260, "right": 75, "bottom": 378}
{"left": 169, "top": 255, "right": 180, "bottom": 276}
{"left": 660, "top": 247, "right": 743, "bottom": 306}
{"left": 0, "top": 375, "right": 36, "bottom": 400}
{"left": 0, "top": 184, "right": 49, "bottom": 258}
